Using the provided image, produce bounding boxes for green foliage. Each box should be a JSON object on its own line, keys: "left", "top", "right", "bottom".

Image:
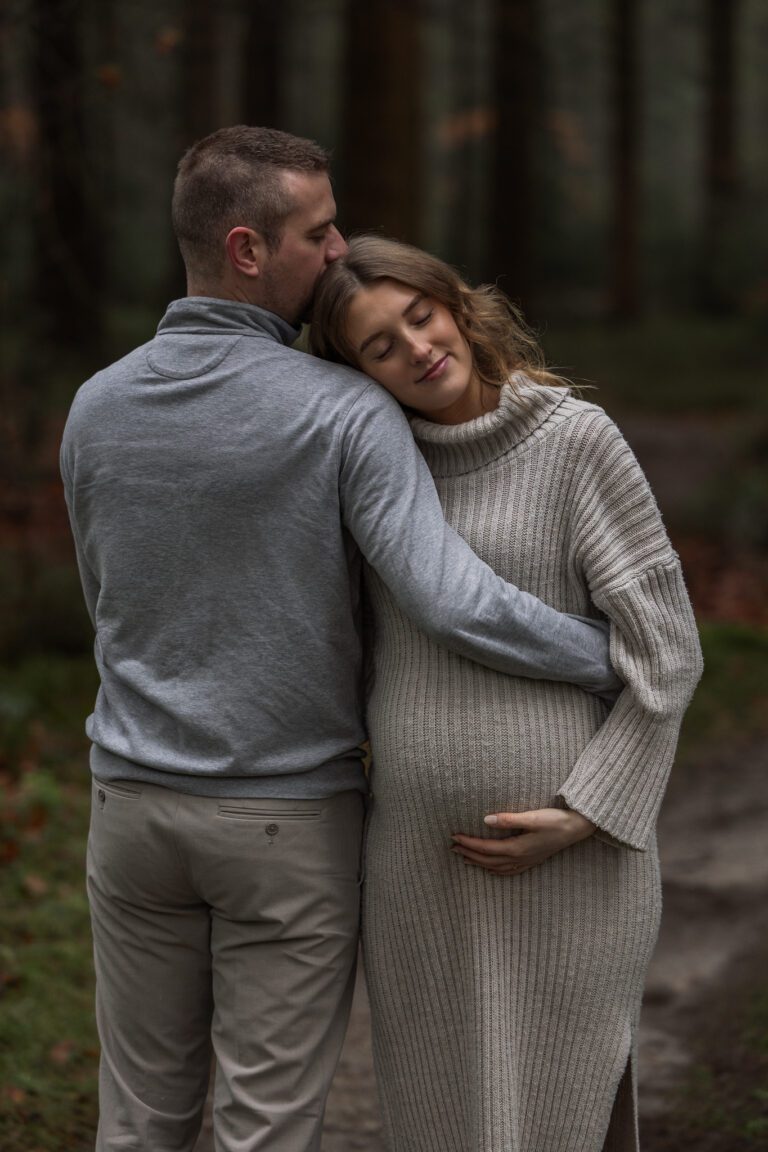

{"left": 0, "top": 769, "right": 61, "bottom": 864}
{"left": 0, "top": 656, "right": 98, "bottom": 774}
{"left": 679, "top": 447, "right": 768, "bottom": 550}
{"left": 678, "top": 624, "right": 768, "bottom": 755}
{"left": 0, "top": 656, "right": 97, "bottom": 1149}
{"left": 0, "top": 774, "right": 97, "bottom": 1150}
{"left": 0, "top": 554, "right": 93, "bottom": 661}
{"left": 541, "top": 316, "right": 767, "bottom": 414}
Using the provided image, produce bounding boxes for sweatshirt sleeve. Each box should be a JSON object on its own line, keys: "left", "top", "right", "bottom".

{"left": 556, "top": 412, "right": 704, "bottom": 849}
{"left": 337, "top": 383, "right": 622, "bottom": 694}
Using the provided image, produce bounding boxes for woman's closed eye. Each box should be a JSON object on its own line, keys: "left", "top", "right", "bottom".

{"left": 371, "top": 312, "right": 433, "bottom": 360}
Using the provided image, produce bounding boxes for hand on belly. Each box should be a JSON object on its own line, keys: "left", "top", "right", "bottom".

{"left": 450, "top": 807, "right": 595, "bottom": 875}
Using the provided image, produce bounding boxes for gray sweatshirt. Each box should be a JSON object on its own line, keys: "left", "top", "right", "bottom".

{"left": 60, "top": 297, "right": 619, "bottom": 798}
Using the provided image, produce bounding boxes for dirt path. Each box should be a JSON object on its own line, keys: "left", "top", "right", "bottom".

{"left": 639, "top": 737, "right": 768, "bottom": 1125}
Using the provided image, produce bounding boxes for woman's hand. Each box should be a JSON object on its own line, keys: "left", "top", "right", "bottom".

{"left": 450, "top": 808, "right": 596, "bottom": 875}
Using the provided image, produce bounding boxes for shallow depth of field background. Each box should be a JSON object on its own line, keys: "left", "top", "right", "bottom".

{"left": 1, "top": 2, "right": 766, "bottom": 1150}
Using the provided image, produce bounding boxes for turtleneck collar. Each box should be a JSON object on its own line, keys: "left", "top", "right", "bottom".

{"left": 157, "top": 296, "right": 300, "bottom": 347}
{"left": 409, "top": 377, "right": 571, "bottom": 477}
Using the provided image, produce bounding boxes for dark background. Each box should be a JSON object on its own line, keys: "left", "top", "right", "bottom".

{"left": 1, "top": 2, "right": 766, "bottom": 1149}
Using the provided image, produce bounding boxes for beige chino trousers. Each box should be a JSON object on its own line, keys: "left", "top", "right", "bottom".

{"left": 87, "top": 778, "right": 364, "bottom": 1152}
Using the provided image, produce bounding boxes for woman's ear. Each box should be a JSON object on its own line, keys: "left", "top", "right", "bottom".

{"left": 225, "top": 227, "right": 266, "bottom": 279}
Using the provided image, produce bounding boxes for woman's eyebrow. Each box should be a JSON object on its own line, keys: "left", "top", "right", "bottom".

{"left": 359, "top": 294, "right": 425, "bottom": 355}
{"left": 359, "top": 331, "right": 385, "bottom": 354}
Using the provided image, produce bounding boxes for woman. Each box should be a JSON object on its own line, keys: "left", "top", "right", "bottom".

{"left": 310, "top": 236, "right": 703, "bottom": 1152}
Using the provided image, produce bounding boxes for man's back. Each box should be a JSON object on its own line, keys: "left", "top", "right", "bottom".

{"left": 61, "top": 297, "right": 378, "bottom": 796}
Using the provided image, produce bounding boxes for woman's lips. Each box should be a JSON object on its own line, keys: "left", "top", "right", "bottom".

{"left": 417, "top": 355, "right": 449, "bottom": 383}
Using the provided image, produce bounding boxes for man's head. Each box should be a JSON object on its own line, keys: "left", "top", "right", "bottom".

{"left": 172, "top": 125, "right": 347, "bottom": 324}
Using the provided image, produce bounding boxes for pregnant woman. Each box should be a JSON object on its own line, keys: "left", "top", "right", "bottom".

{"left": 310, "top": 236, "right": 703, "bottom": 1152}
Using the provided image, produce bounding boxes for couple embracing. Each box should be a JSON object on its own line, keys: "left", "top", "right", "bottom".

{"left": 61, "top": 126, "right": 702, "bottom": 1152}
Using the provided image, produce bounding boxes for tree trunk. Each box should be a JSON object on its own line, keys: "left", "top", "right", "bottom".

{"left": 487, "top": 0, "right": 540, "bottom": 311}
{"left": 31, "top": 0, "right": 103, "bottom": 348}
{"left": 444, "top": 0, "right": 484, "bottom": 279}
{"left": 701, "top": 0, "right": 741, "bottom": 313}
{"left": 180, "top": 0, "right": 218, "bottom": 149}
{"left": 608, "top": 0, "right": 640, "bottom": 319}
{"left": 169, "top": 0, "right": 219, "bottom": 298}
{"left": 241, "top": 0, "right": 282, "bottom": 127}
{"left": 341, "top": 0, "right": 422, "bottom": 243}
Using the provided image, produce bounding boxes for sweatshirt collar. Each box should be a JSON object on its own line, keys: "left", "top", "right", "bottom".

{"left": 157, "top": 296, "right": 300, "bottom": 347}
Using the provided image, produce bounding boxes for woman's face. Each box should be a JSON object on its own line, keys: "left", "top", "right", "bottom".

{"left": 343, "top": 279, "right": 482, "bottom": 423}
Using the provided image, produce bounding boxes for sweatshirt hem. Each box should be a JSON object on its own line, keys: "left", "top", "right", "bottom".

{"left": 90, "top": 745, "right": 368, "bottom": 799}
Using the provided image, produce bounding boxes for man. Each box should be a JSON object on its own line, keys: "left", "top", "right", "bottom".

{"left": 60, "top": 126, "right": 619, "bottom": 1152}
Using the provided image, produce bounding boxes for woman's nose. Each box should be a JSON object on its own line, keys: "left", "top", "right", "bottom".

{"left": 408, "top": 335, "right": 431, "bottom": 362}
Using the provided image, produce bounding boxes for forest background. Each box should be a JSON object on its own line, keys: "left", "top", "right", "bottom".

{"left": 0, "top": 1, "right": 766, "bottom": 1150}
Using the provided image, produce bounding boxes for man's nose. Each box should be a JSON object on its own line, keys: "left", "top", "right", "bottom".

{"left": 326, "top": 226, "right": 348, "bottom": 262}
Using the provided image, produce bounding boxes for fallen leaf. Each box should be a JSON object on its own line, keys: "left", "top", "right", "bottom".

{"left": 49, "top": 1040, "right": 75, "bottom": 1065}
{"left": 22, "top": 874, "right": 48, "bottom": 897}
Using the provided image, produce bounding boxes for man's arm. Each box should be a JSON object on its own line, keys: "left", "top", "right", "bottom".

{"left": 337, "top": 384, "right": 621, "bottom": 695}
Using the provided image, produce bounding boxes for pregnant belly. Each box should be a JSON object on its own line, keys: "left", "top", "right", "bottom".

{"left": 367, "top": 681, "right": 605, "bottom": 835}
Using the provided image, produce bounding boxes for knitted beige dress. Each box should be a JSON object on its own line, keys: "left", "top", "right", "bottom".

{"left": 361, "top": 382, "right": 703, "bottom": 1152}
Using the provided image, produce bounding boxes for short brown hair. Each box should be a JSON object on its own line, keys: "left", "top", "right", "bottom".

{"left": 172, "top": 125, "right": 330, "bottom": 281}
{"left": 309, "top": 235, "right": 563, "bottom": 394}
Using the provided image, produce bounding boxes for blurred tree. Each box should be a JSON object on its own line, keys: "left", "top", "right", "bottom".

{"left": 180, "top": 0, "right": 219, "bottom": 148}
{"left": 242, "top": 0, "right": 283, "bottom": 127}
{"left": 170, "top": 0, "right": 221, "bottom": 298}
{"left": 701, "top": 0, "right": 742, "bottom": 313}
{"left": 31, "top": 0, "right": 104, "bottom": 347}
{"left": 441, "top": 0, "right": 488, "bottom": 281}
{"left": 340, "top": 0, "right": 422, "bottom": 242}
{"left": 608, "top": 0, "right": 640, "bottom": 318}
{"left": 92, "top": 0, "right": 119, "bottom": 296}
{"left": 487, "top": 0, "right": 541, "bottom": 311}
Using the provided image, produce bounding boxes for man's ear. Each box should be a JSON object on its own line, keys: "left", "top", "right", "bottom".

{"left": 225, "top": 227, "right": 266, "bottom": 279}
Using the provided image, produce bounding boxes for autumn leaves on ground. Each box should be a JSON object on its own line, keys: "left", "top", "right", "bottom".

{"left": 1, "top": 319, "right": 767, "bottom": 1150}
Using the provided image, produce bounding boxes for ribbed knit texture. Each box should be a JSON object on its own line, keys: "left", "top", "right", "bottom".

{"left": 361, "top": 382, "right": 703, "bottom": 1152}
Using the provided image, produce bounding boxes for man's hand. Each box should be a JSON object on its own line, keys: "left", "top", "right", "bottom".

{"left": 450, "top": 808, "right": 596, "bottom": 875}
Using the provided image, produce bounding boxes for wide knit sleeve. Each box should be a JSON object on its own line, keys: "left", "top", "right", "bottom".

{"left": 555, "top": 410, "right": 704, "bottom": 850}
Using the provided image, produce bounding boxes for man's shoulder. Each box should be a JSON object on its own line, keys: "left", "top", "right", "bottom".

{"left": 284, "top": 346, "right": 374, "bottom": 396}
{"left": 283, "top": 348, "right": 405, "bottom": 422}
{"left": 63, "top": 343, "right": 153, "bottom": 433}
{"left": 74, "top": 341, "right": 154, "bottom": 401}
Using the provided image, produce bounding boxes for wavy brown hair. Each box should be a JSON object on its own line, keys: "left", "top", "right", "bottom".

{"left": 309, "top": 235, "right": 566, "bottom": 393}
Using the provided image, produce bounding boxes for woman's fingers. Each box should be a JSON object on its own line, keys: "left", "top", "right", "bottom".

{"left": 483, "top": 811, "right": 536, "bottom": 829}
{"left": 451, "top": 843, "right": 543, "bottom": 873}
{"left": 449, "top": 808, "right": 596, "bottom": 874}
{"left": 481, "top": 807, "right": 596, "bottom": 841}
{"left": 451, "top": 832, "right": 530, "bottom": 856}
